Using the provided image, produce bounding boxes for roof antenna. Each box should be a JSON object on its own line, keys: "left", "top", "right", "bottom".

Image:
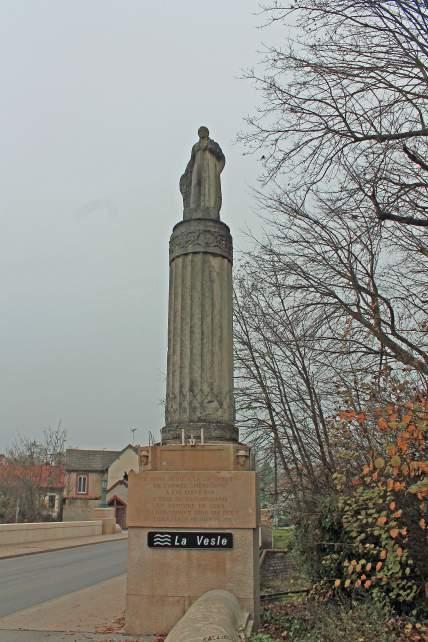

{"left": 130, "top": 427, "right": 137, "bottom": 444}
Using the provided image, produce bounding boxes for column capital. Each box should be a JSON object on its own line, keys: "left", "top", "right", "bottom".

{"left": 169, "top": 219, "right": 233, "bottom": 264}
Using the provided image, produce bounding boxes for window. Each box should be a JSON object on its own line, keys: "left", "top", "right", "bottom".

{"left": 48, "top": 494, "right": 56, "bottom": 509}
{"left": 77, "top": 474, "right": 88, "bottom": 494}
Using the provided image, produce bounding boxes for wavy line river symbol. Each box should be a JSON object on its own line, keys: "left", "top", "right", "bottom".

{"left": 153, "top": 535, "right": 172, "bottom": 545}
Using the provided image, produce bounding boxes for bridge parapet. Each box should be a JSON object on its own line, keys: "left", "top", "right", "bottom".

{"left": 164, "top": 589, "right": 252, "bottom": 642}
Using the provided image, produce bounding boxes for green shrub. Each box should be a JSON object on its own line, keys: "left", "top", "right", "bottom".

{"left": 291, "top": 400, "right": 427, "bottom": 616}
{"left": 293, "top": 493, "right": 345, "bottom": 582}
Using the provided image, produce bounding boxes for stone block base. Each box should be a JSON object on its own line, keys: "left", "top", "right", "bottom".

{"left": 125, "top": 444, "right": 259, "bottom": 636}
{"left": 126, "top": 526, "right": 259, "bottom": 636}
{"left": 140, "top": 442, "right": 253, "bottom": 473}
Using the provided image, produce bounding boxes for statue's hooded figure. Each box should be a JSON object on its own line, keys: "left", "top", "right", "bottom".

{"left": 180, "top": 126, "right": 226, "bottom": 220}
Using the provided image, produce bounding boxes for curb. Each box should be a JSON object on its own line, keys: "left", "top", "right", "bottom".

{"left": 0, "top": 629, "right": 152, "bottom": 641}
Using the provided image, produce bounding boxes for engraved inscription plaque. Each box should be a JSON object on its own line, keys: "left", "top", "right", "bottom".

{"left": 128, "top": 470, "right": 257, "bottom": 529}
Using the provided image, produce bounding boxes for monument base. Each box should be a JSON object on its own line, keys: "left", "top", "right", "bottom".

{"left": 125, "top": 443, "right": 260, "bottom": 636}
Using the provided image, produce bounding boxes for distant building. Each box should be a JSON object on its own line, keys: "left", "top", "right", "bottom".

{"left": 63, "top": 445, "right": 139, "bottom": 528}
{"left": 105, "top": 445, "right": 139, "bottom": 529}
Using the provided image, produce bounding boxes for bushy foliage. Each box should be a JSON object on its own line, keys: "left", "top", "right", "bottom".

{"left": 0, "top": 491, "right": 14, "bottom": 523}
{"left": 334, "top": 398, "right": 427, "bottom": 612}
{"left": 293, "top": 398, "right": 427, "bottom": 615}
{"left": 293, "top": 493, "right": 344, "bottom": 582}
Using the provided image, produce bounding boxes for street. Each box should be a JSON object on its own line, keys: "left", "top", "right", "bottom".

{"left": 0, "top": 540, "right": 128, "bottom": 617}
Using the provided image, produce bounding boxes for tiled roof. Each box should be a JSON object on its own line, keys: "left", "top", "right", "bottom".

{"left": 107, "top": 478, "right": 128, "bottom": 493}
{"left": 0, "top": 464, "right": 64, "bottom": 489}
{"left": 65, "top": 449, "right": 121, "bottom": 472}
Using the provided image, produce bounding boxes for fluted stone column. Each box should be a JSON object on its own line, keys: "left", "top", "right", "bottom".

{"left": 162, "top": 218, "right": 237, "bottom": 443}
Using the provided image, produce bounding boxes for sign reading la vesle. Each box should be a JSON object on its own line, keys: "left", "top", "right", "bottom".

{"left": 148, "top": 531, "right": 233, "bottom": 549}
{"left": 127, "top": 470, "right": 257, "bottom": 529}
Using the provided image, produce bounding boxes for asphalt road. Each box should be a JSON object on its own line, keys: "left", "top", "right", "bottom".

{"left": 0, "top": 540, "right": 128, "bottom": 617}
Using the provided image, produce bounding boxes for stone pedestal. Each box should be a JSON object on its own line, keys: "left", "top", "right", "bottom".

{"left": 125, "top": 444, "right": 260, "bottom": 636}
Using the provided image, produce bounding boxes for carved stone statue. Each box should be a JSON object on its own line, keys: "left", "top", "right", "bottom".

{"left": 180, "top": 126, "right": 225, "bottom": 220}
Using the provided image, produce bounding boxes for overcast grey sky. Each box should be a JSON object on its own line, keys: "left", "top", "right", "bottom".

{"left": 0, "top": 0, "right": 270, "bottom": 451}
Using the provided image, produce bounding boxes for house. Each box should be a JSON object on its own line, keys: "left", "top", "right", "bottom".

{"left": 63, "top": 445, "right": 139, "bottom": 528}
{"left": 106, "top": 444, "right": 139, "bottom": 529}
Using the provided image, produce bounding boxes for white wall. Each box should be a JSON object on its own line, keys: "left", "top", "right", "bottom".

{"left": 108, "top": 447, "right": 139, "bottom": 489}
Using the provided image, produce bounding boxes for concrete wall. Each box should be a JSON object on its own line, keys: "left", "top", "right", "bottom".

{"left": 62, "top": 498, "right": 100, "bottom": 522}
{"left": 0, "top": 521, "right": 102, "bottom": 547}
{"left": 93, "top": 507, "right": 117, "bottom": 534}
{"left": 107, "top": 447, "right": 138, "bottom": 489}
{"left": 260, "top": 508, "right": 273, "bottom": 525}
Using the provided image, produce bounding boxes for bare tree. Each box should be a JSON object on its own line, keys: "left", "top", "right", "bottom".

{"left": 255, "top": 195, "right": 427, "bottom": 375}
{"left": 243, "top": 1, "right": 428, "bottom": 230}
{"left": 234, "top": 2, "right": 427, "bottom": 519}
{"left": 238, "top": 0, "right": 427, "bottom": 378}
{"left": 234, "top": 257, "right": 374, "bottom": 507}
{"left": 234, "top": 241, "right": 424, "bottom": 512}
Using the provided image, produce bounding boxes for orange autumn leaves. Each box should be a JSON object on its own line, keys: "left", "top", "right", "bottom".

{"left": 340, "top": 399, "right": 427, "bottom": 500}
{"left": 375, "top": 401, "right": 425, "bottom": 448}
{"left": 333, "top": 397, "right": 427, "bottom": 601}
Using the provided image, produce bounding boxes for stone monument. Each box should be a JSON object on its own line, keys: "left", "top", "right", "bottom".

{"left": 126, "top": 127, "right": 259, "bottom": 636}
